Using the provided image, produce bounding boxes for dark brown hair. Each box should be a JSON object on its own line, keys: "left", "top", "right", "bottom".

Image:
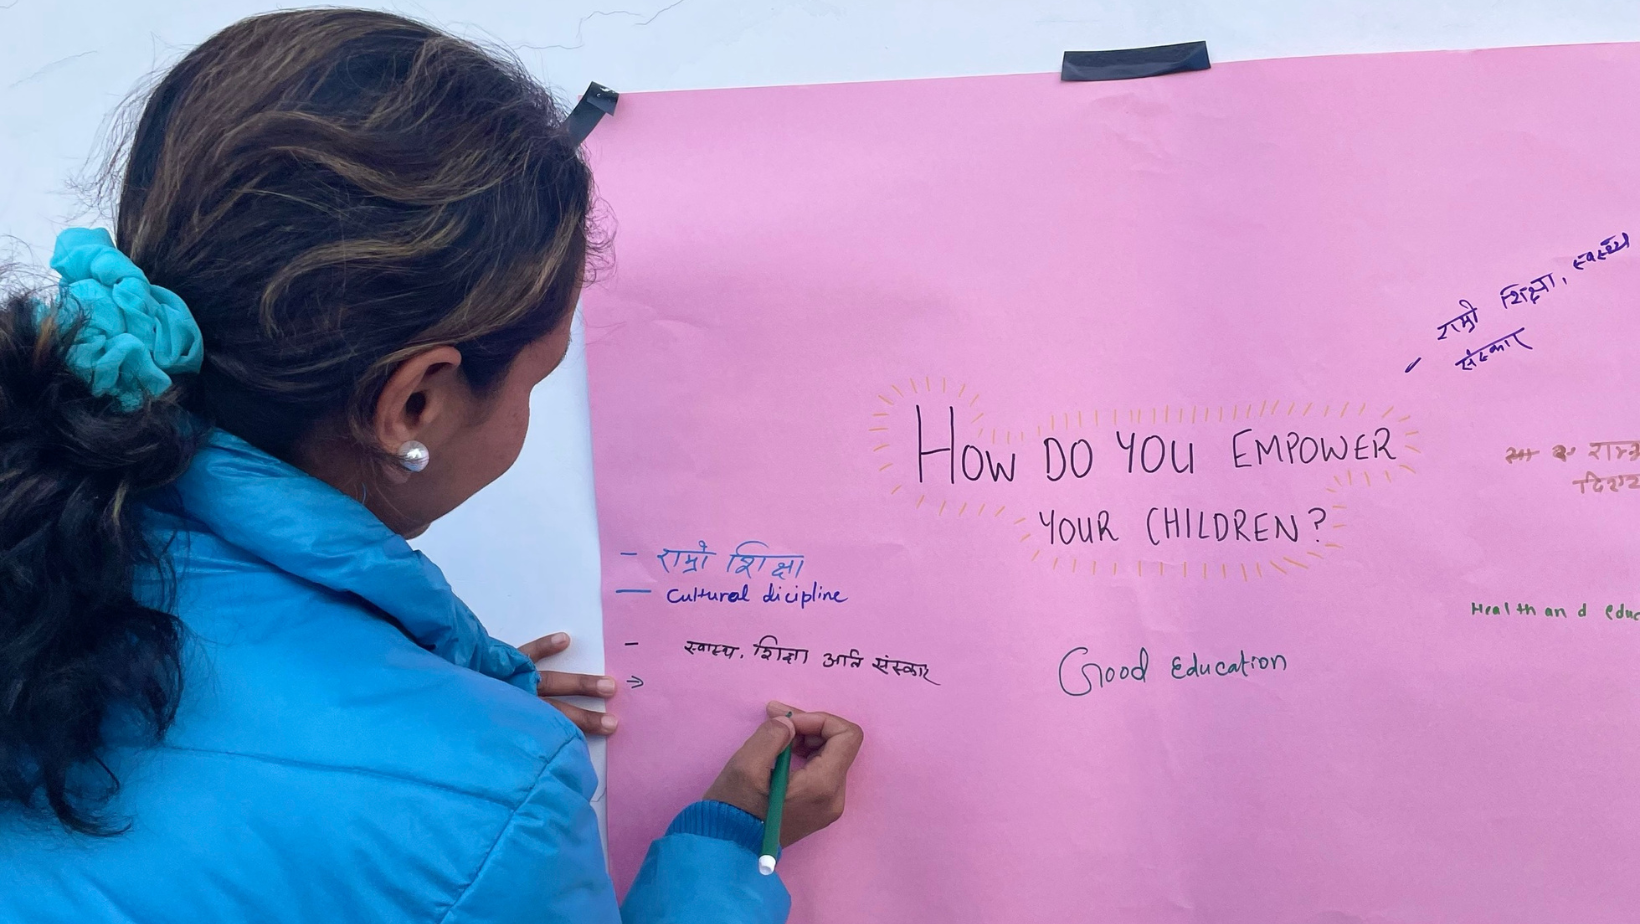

{"left": 0, "top": 8, "right": 594, "bottom": 833}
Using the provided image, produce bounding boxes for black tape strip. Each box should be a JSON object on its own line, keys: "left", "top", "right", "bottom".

{"left": 565, "top": 82, "right": 619, "bottom": 144}
{"left": 1061, "top": 41, "right": 1210, "bottom": 82}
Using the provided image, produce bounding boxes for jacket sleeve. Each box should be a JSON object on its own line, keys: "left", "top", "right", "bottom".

{"left": 439, "top": 738, "right": 621, "bottom": 924}
{"left": 620, "top": 801, "right": 791, "bottom": 924}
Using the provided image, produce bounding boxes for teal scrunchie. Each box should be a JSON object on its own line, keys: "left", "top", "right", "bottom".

{"left": 42, "top": 227, "right": 203, "bottom": 410}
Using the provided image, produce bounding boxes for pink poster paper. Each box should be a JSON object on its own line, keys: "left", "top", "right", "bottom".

{"left": 583, "top": 43, "right": 1640, "bottom": 923}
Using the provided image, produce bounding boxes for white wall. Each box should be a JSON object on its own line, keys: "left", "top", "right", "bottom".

{"left": 5, "top": 0, "right": 1638, "bottom": 829}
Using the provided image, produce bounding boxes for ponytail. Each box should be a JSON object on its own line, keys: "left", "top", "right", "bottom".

{"left": 0, "top": 289, "right": 201, "bottom": 833}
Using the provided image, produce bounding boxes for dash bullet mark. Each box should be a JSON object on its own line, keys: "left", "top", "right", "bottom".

{"left": 619, "top": 551, "right": 638, "bottom": 556}
{"left": 614, "top": 588, "right": 651, "bottom": 594}
{"left": 623, "top": 641, "right": 639, "bottom": 646}
{"left": 1404, "top": 357, "right": 1422, "bottom": 373}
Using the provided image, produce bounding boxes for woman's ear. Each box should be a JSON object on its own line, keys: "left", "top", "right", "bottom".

{"left": 372, "top": 346, "right": 467, "bottom": 479}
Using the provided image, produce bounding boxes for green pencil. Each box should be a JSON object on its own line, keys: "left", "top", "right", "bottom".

{"left": 758, "top": 713, "right": 794, "bottom": 875}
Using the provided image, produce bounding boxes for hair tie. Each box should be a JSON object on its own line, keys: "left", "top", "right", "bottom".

{"left": 42, "top": 227, "right": 203, "bottom": 410}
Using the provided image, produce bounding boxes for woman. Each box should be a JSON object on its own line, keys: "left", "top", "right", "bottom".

{"left": 0, "top": 10, "right": 861, "bottom": 923}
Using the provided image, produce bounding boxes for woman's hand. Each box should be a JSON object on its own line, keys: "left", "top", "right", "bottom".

{"left": 702, "top": 700, "right": 864, "bottom": 847}
{"left": 517, "top": 633, "right": 620, "bottom": 737}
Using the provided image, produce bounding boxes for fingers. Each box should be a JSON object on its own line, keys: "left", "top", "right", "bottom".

{"left": 767, "top": 701, "right": 860, "bottom": 747}
{"left": 727, "top": 715, "right": 798, "bottom": 777}
{"left": 537, "top": 670, "right": 618, "bottom": 700}
{"left": 549, "top": 699, "right": 619, "bottom": 737}
{"left": 701, "top": 715, "right": 795, "bottom": 820}
{"left": 522, "top": 634, "right": 618, "bottom": 704}
{"left": 517, "top": 632, "right": 571, "bottom": 662}
{"left": 767, "top": 700, "right": 863, "bottom": 779}
{"left": 523, "top": 634, "right": 616, "bottom": 737}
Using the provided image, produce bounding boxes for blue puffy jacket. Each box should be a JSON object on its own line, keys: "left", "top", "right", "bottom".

{"left": 0, "top": 430, "right": 788, "bottom": 924}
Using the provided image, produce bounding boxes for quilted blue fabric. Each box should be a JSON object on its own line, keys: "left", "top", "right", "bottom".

{"left": 0, "top": 429, "right": 789, "bottom": 924}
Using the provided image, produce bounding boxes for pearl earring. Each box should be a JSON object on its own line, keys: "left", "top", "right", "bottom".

{"left": 397, "top": 441, "right": 430, "bottom": 473}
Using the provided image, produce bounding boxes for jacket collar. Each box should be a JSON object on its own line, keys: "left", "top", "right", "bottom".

{"left": 167, "top": 428, "right": 538, "bottom": 694}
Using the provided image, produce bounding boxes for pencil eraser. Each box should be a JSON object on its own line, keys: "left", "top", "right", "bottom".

{"left": 758, "top": 855, "right": 777, "bottom": 875}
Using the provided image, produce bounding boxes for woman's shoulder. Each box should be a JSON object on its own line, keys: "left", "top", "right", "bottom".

{"left": 145, "top": 505, "right": 592, "bottom": 807}
{"left": 1, "top": 510, "right": 603, "bottom": 924}
{"left": 2, "top": 631, "right": 599, "bottom": 924}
